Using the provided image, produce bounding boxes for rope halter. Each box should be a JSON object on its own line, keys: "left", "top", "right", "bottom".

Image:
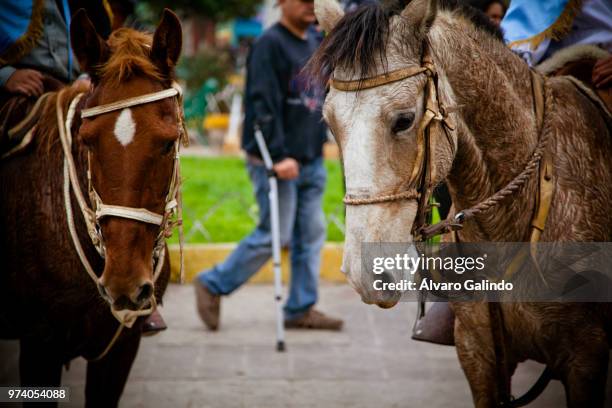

{"left": 58, "top": 82, "right": 187, "bottom": 330}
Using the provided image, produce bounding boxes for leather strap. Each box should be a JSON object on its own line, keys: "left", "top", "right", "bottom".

{"left": 330, "top": 65, "right": 431, "bottom": 92}
{"left": 488, "top": 302, "right": 512, "bottom": 404}
{"left": 1, "top": 126, "right": 35, "bottom": 160}
{"left": 529, "top": 71, "right": 553, "bottom": 243}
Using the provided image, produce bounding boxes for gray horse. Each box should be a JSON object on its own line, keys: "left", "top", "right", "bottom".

{"left": 310, "top": 0, "right": 612, "bottom": 406}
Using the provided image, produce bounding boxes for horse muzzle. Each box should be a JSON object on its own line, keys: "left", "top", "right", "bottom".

{"left": 344, "top": 263, "right": 403, "bottom": 308}
{"left": 97, "top": 278, "right": 154, "bottom": 311}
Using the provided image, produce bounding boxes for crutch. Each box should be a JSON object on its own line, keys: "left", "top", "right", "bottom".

{"left": 253, "top": 122, "right": 286, "bottom": 352}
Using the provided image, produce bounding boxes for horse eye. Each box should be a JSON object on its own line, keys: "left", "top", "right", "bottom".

{"left": 391, "top": 112, "right": 415, "bottom": 134}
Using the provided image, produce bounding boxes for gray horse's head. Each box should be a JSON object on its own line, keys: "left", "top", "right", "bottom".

{"left": 312, "top": 0, "right": 459, "bottom": 307}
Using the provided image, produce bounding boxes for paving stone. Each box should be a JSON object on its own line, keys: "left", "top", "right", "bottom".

{"left": 0, "top": 284, "right": 595, "bottom": 407}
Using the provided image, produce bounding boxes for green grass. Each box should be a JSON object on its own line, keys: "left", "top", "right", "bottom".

{"left": 172, "top": 157, "right": 345, "bottom": 243}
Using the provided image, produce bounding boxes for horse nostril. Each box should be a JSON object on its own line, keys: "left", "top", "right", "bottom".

{"left": 380, "top": 271, "right": 396, "bottom": 284}
{"left": 136, "top": 282, "right": 154, "bottom": 303}
{"left": 113, "top": 295, "right": 131, "bottom": 310}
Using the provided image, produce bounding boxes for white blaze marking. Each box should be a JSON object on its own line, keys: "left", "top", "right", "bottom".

{"left": 344, "top": 120, "right": 377, "bottom": 190}
{"left": 336, "top": 92, "right": 381, "bottom": 191}
{"left": 113, "top": 108, "right": 136, "bottom": 146}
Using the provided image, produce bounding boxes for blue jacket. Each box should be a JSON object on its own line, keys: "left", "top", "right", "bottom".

{"left": 241, "top": 23, "right": 327, "bottom": 163}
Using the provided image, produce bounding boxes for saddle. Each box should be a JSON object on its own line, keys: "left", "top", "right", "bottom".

{"left": 538, "top": 44, "right": 612, "bottom": 117}
{"left": 412, "top": 45, "right": 612, "bottom": 347}
{"left": 0, "top": 74, "right": 64, "bottom": 159}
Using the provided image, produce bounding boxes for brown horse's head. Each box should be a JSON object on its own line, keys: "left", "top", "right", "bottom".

{"left": 311, "top": 0, "right": 459, "bottom": 307}
{"left": 70, "top": 9, "right": 182, "bottom": 310}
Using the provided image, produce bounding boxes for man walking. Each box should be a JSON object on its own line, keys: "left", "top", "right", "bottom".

{"left": 194, "top": 0, "right": 343, "bottom": 331}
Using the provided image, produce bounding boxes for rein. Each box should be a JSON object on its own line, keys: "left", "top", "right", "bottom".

{"left": 57, "top": 83, "right": 188, "bottom": 360}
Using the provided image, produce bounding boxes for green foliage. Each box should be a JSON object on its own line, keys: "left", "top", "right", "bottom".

{"left": 170, "top": 157, "right": 345, "bottom": 243}
{"left": 141, "top": 0, "right": 263, "bottom": 21}
{"left": 178, "top": 50, "right": 233, "bottom": 133}
{"left": 177, "top": 49, "right": 233, "bottom": 92}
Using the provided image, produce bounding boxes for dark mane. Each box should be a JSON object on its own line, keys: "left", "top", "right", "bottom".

{"left": 309, "top": 2, "right": 398, "bottom": 85}
{"left": 308, "top": 0, "right": 504, "bottom": 86}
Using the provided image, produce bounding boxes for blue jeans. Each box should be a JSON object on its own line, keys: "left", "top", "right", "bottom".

{"left": 197, "top": 157, "right": 327, "bottom": 320}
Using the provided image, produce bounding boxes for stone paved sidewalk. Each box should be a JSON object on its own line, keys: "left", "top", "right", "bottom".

{"left": 0, "top": 284, "right": 579, "bottom": 407}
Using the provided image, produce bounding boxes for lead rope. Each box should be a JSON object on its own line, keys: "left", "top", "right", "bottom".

{"left": 177, "top": 169, "right": 185, "bottom": 283}
{"left": 57, "top": 91, "right": 101, "bottom": 249}
{"left": 59, "top": 91, "right": 98, "bottom": 284}
{"left": 487, "top": 76, "right": 552, "bottom": 407}
{"left": 495, "top": 77, "right": 554, "bottom": 408}
{"left": 418, "top": 78, "right": 552, "bottom": 241}
{"left": 174, "top": 85, "right": 188, "bottom": 284}
{"left": 418, "top": 75, "right": 555, "bottom": 406}
{"left": 58, "top": 91, "right": 125, "bottom": 361}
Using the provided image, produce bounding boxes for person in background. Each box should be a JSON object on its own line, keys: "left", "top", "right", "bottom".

{"left": 501, "top": 0, "right": 611, "bottom": 101}
{"left": 194, "top": 0, "right": 343, "bottom": 332}
{"left": 0, "top": 0, "right": 111, "bottom": 98}
{"left": 0, "top": 0, "right": 110, "bottom": 137}
{"left": 501, "top": 0, "right": 611, "bottom": 74}
{"left": 468, "top": 0, "right": 507, "bottom": 27}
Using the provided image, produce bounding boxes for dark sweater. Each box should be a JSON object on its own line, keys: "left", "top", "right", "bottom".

{"left": 241, "top": 23, "right": 327, "bottom": 163}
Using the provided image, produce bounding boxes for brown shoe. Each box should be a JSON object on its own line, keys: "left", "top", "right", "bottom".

{"left": 284, "top": 309, "right": 343, "bottom": 331}
{"left": 142, "top": 309, "right": 167, "bottom": 337}
{"left": 194, "top": 280, "right": 220, "bottom": 331}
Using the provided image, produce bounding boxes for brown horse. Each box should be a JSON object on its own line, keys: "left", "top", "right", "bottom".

{"left": 311, "top": 0, "right": 612, "bottom": 406}
{"left": 0, "top": 9, "right": 183, "bottom": 407}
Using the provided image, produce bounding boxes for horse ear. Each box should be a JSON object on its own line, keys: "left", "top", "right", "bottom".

{"left": 401, "top": 0, "right": 437, "bottom": 39}
{"left": 151, "top": 9, "right": 182, "bottom": 77}
{"left": 315, "top": 0, "right": 344, "bottom": 33}
{"left": 70, "top": 9, "right": 109, "bottom": 80}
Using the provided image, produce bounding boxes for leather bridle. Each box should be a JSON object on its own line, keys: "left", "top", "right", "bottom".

{"left": 334, "top": 45, "right": 457, "bottom": 240}
{"left": 334, "top": 43, "right": 551, "bottom": 244}
{"left": 57, "top": 83, "right": 187, "bottom": 333}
